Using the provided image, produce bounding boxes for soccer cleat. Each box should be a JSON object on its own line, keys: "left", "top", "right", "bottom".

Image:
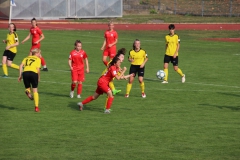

{"left": 25, "top": 90, "right": 34, "bottom": 100}
{"left": 2, "top": 75, "right": 8, "bottom": 78}
{"left": 42, "top": 68, "right": 48, "bottom": 71}
{"left": 77, "top": 94, "right": 81, "bottom": 98}
{"left": 112, "top": 89, "right": 121, "bottom": 95}
{"left": 77, "top": 102, "right": 84, "bottom": 111}
{"left": 70, "top": 91, "right": 74, "bottom": 98}
{"left": 35, "top": 107, "right": 39, "bottom": 112}
{"left": 162, "top": 81, "right": 168, "bottom": 84}
{"left": 142, "top": 93, "right": 146, "bottom": 98}
{"left": 104, "top": 109, "right": 111, "bottom": 114}
{"left": 125, "top": 94, "right": 129, "bottom": 98}
{"left": 182, "top": 74, "right": 186, "bottom": 83}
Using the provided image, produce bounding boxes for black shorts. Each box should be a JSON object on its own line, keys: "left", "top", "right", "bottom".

{"left": 23, "top": 71, "right": 39, "bottom": 88}
{"left": 164, "top": 55, "right": 178, "bottom": 66}
{"left": 129, "top": 65, "right": 145, "bottom": 77}
{"left": 3, "top": 50, "right": 16, "bottom": 61}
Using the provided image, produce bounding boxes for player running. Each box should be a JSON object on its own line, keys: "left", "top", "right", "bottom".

{"left": 18, "top": 48, "right": 41, "bottom": 112}
{"left": 21, "top": 18, "right": 48, "bottom": 71}
{"left": 69, "top": 40, "right": 89, "bottom": 98}
{"left": 1, "top": 23, "right": 19, "bottom": 77}
{"left": 162, "top": 24, "right": 185, "bottom": 83}
{"left": 77, "top": 56, "right": 134, "bottom": 114}
{"left": 101, "top": 21, "right": 118, "bottom": 66}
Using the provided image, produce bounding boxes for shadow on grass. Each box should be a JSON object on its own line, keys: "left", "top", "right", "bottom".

{"left": 40, "top": 91, "right": 69, "bottom": 97}
{"left": 199, "top": 103, "right": 240, "bottom": 111}
{"left": 0, "top": 104, "right": 28, "bottom": 111}
{"left": 67, "top": 101, "right": 103, "bottom": 113}
{"left": 218, "top": 92, "right": 240, "bottom": 98}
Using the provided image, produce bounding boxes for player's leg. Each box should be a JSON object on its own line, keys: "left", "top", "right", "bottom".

{"left": 125, "top": 65, "right": 136, "bottom": 97}
{"left": 102, "top": 49, "right": 109, "bottom": 66}
{"left": 104, "top": 90, "right": 114, "bottom": 114}
{"left": 163, "top": 55, "right": 170, "bottom": 83}
{"left": 2, "top": 53, "right": 8, "bottom": 77}
{"left": 77, "top": 70, "right": 84, "bottom": 98}
{"left": 70, "top": 70, "right": 77, "bottom": 98}
{"left": 39, "top": 53, "right": 48, "bottom": 71}
{"left": 78, "top": 92, "right": 100, "bottom": 111}
{"left": 138, "top": 67, "right": 146, "bottom": 98}
{"left": 173, "top": 56, "right": 185, "bottom": 83}
{"left": 22, "top": 72, "right": 34, "bottom": 100}
{"left": 31, "top": 72, "right": 39, "bottom": 112}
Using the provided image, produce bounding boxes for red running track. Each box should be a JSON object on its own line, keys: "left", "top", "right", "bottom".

{"left": 0, "top": 22, "right": 240, "bottom": 30}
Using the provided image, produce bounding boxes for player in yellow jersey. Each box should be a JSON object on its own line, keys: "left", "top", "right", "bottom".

{"left": 18, "top": 48, "right": 41, "bottom": 112}
{"left": 162, "top": 24, "right": 185, "bottom": 84}
{"left": 1, "top": 23, "right": 19, "bottom": 78}
{"left": 125, "top": 39, "right": 148, "bottom": 98}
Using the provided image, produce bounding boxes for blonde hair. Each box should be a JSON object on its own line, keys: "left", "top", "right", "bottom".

{"left": 108, "top": 20, "right": 114, "bottom": 25}
{"left": 31, "top": 48, "right": 41, "bottom": 55}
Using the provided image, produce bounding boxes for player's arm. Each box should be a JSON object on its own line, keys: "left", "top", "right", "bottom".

{"left": 173, "top": 43, "right": 180, "bottom": 58}
{"left": 68, "top": 59, "right": 73, "bottom": 70}
{"left": 115, "top": 67, "right": 127, "bottom": 80}
{"left": 120, "top": 73, "right": 134, "bottom": 80}
{"left": 6, "top": 40, "right": 19, "bottom": 50}
{"left": 101, "top": 39, "right": 106, "bottom": 50}
{"left": 21, "top": 32, "right": 31, "bottom": 44}
{"left": 35, "top": 33, "right": 45, "bottom": 44}
{"left": 85, "top": 58, "right": 89, "bottom": 73}
{"left": 18, "top": 63, "right": 24, "bottom": 82}
{"left": 109, "top": 39, "right": 118, "bottom": 48}
{"left": 140, "top": 54, "right": 148, "bottom": 68}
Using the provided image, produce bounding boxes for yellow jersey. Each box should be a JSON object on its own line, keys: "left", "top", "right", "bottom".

{"left": 22, "top": 56, "right": 41, "bottom": 74}
{"left": 128, "top": 49, "right": 147, "bottom": 65}
{"left": 165, "top": 34, "right": 180, "bottom": 56}
{"left": 6, "top": 32, "right": 18, "bottom": 53}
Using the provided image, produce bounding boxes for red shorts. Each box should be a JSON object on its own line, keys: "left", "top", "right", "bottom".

{"left": 30, "top": 43, "right": 41, "bottom": 51}
{"left": 103, "top": 46, "right": 116, "bottom": 59}
{"left": 95, "top": 79, "right": 111, "bottom": 95}
{"left": 71, "top": 69, "right": 85, "bottom": 82}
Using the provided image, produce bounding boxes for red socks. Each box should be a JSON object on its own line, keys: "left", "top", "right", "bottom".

{"left": 40, "top": 57, "right": 46, "bottom": 66}
{"left": 71, "top": 83, "right": 76, "bottom": 91}
{"left": 77, "top": 84, "right": 82, "bottom": 95}
{"left": 82, "top": 96, "right": 94, "bottom": 105}
{"left": 103, "top": 60, "right": 108, "bottom": 66}
{"left": 106, "top": 97, "right": 114, "bottom": 109}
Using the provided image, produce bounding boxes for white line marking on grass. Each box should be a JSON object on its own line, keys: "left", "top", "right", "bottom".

{"left": 4, "top": 76, "right": 240, "bottom": 92}
{"left": 233, "top": 54, "right": 240, "bottom": 56}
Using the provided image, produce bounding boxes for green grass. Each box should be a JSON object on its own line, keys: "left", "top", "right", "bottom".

{"left": 0, "top": 29, "right": 240, "bottom": 160}
{"left": 72, "top": 14, "right": 240, "bottom": 24}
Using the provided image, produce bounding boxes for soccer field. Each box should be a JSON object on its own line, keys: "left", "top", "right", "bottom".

{"left": 0, "top": 29, "right": 240, "bottom": 159}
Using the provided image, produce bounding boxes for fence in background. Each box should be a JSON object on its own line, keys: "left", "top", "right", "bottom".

{"left": 123, "top": 0, "right": 240, "bottom": 17}
{"left": 0, "top": 0, "right": 122, "bottom": 19}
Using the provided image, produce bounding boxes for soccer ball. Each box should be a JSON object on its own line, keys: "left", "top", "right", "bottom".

{"left": 156, "top": 70, "right": 165, "bottom": 80}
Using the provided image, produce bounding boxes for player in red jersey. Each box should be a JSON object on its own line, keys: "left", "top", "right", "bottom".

{"left": 100, "top": 21, "right": 118, "bottom": 66}
{"left": 69, "top": 40, "right": 89, "bottom": 98}
{"left": 21, "top": 18, "right": 48, "bottom": 71}
{"left": 77, "top": 56, "right": 134, "bottom": 114}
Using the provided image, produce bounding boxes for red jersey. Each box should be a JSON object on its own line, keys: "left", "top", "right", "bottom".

{"left": 69, "top": 49, "right": 88, "bottom": 70}
{"left": 99, "top": 65, "right": 119, "bottom": 84}
{"left": 104, "top": 30, "right": 118, "bottom": 48}
{"left": 30, "top": 26, "right": 43, "bottom": 45}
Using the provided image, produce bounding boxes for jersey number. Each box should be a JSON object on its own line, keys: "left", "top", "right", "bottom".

{"left": 25, "top": 59, "right": 35, "bottom": 66}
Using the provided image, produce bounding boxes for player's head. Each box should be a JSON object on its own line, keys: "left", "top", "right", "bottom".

{"left": 31, "top": 48, "right": 41, "bottom": 57}
{"left": 31, "top": 18, "right": 37, "bottom": 26}
{"left": 115, "top": 48, "right": 126, "bottom": 62}
{"left": 9, "top": 23, "right": 16, "bottom": 32}
{"left": 109, "top": 56, "right": 120, "bottom": 68}
{"left": 168, "top": 24, "right": 175, "bottom": 35}
{"left": 168, "top": 24, "right": 175, "bottom": 30}
{"left": 108, "top": 20, "right": 114, "bottom": 30}
{"left": 133, "top": 39, "right": 141, "bottom": 50}
{"left": 74, "top": 40, "right": 82, "bottom": 51}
